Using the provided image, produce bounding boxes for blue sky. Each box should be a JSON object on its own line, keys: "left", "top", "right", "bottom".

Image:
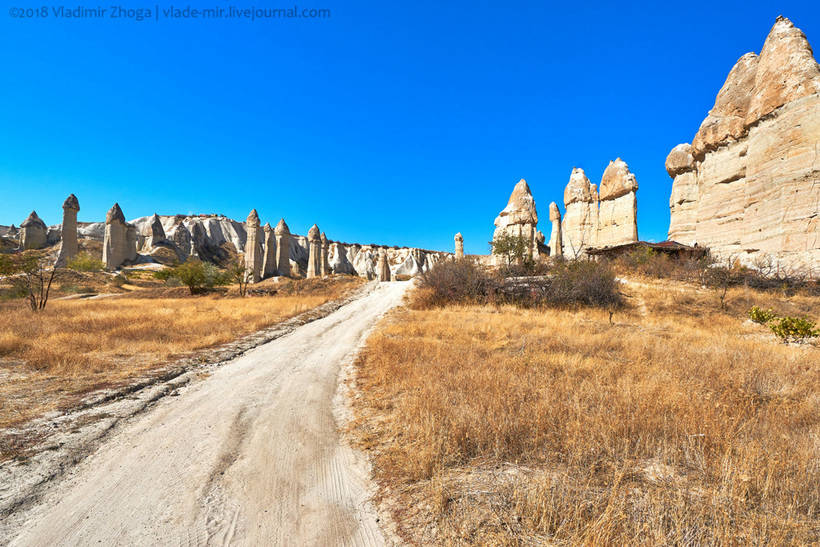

{"left": 1, "top": 1, "right": 818, "bottom": 254}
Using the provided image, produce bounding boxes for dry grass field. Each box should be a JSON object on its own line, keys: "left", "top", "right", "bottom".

{"left": 0, "top": 275, "right": 364, "bottom": 435}
{"left": 351, "top": 278, "right": 819, "bottom": 545}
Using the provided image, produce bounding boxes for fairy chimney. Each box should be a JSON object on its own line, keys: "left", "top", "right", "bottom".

{"left": 548, "top": 202, "right": 562, "bottom": 257}
{"left": 306, "top": 224, "right": 322, "bottom": 278}
{"left": 274, "top": 219, "right": 291, "bottom": 277}
{"left": 262, "top": 222, "right": 277, "bottom": 278}
{"left": 320, "top": 231, "right": 330, "bottom": 276}
{"left": 20, "top": 211, "right": 48, "bottom": 250}
{"left": 55, "top": 194, "right": 80, "bottom": 265}
{"left": 377, "top": 250, "right": 391, "bottom": 282}
{"left": 244, "top": 209, "right": 262, "bottom": 283}
{"left": 454, "top": 232, "right": 464, "bottom": 259}
{"left": 103, "top": 203, "right": 135, "bottom": 270}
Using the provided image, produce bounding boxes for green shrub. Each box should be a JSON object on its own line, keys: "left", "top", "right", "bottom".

{"left": 768, "top": 316, "right": 819, "bottom": 343}
{"left": 154, "top": 259, "right": 230, "bottom": 294}
{"left": 67, "top": 252, "right": 105, "bottom": 272}
{"left": 748, "top": 306, "right": 777, "bottom": 325}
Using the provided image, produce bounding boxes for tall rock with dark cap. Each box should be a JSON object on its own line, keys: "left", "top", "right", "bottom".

{"left": 140, "top": 213, "right": 167, "bottom": 251}
{"left": 597, "top": 158, "right": 639, "bottom": 247}
{"left": 262, "top": 222, "right": 277, "bottom": 278}
{"left": 320, "top": 231, "right": 330, "bottom": 276}
{"left": 274, "top": 219, "right": 291, "bottom": 277}
{"left": 244, "top": 209, "right": 262, "bottom": 283}
{"left": 666, "top": 16, "right": 820, "bottom": 272}
{"left": 492, "top": 178, "right": 542, "bottom": 263}
{"left": 377, "top": 250, "right": 391, "bottom": 282}
{"left": 56, "top": 194, "right": 80, "bottom": 265}
{"left": 548, "top": 202, "right": 562, "bottom": 257}
{"left": 306, "top": 224, "right": 322, "bottom": 278}
{"left": 20, "top": 211, "right": 48, "bottom": 250}
{"left": 454, "top": 232, "right": 464, "bottom": 259}
{"left": 103, "top": 203, "right": 135, "bottom": 270}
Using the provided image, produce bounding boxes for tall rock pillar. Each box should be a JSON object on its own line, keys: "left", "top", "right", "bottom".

{"left": 492, "top": 178, "right": 541, "bottom": 264}
{"left": 597, "top": 158, "right": 639, "bottom": 247}
{"left": 454, "top": 232, "right": 464, "bottom": 259}
{"left": 306, "top": 224, "right": 322, "bottom": 278}
{"left": 274, "top": 219, "right": 291, "bottom": 277}
{"left": 56, "top": 194, "right": 80, "bottom": 265}
{"left": 561, "top": 169, "right": 597, "bottom": 258}
{"left": 320, "top": 231, "right": 330, "bottom": 276}
{"left": 103, "top": 203, "right": 132, "bottom": 270}
{"left": 377, "top": 250, "right": 391, "bottom": 282}
{"left": 548, "top": 202, "right": 562, "bottom": 257}
{"left": 262, "top": 223, "right": 277, "bottom": 278}
{"left": 244, "top": 209, "right": 262, "bottom": 283}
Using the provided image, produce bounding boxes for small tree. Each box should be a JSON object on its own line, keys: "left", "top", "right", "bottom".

{"left": 490, "top": 233, "right": 531, "bottom": 267}
{"left": 225, "top": 261, "right": 249, "bottom": 297}
{"left": 0, "top": 251, "right": 59, "bottom": 311}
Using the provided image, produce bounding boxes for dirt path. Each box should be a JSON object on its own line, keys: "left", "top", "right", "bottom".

{"left": 7, "top": 281, "right": 408, "bottom": 546}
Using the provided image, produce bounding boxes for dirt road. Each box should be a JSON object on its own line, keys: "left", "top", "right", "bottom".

{"left": 9, "top": 281, "right": 408, "bottom": 546}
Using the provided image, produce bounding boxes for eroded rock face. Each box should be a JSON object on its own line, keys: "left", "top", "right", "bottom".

{"left": 103, "top": 203, "right": 136, "bottom": 270}
{"left": 328, "top": 242, "right": 356, "bottom": 275}
{"left": 667, "top": 16, "right": 820, "bottom": 273}
{"left": 454, "top": 232, "right": 464, "bottom": 259}
{"left": 244, "top": 209, "right": 262, "bottom": 283}
{"left": 306, "top": 224, "right": 322, "bottom": 278}
{"left": 320, "top": 232, "right": 329, "bottom": 276}
{"left": 140, "top": 213, "right": 167, "bottom": 252}
{"left": 493, "top": 179, "right": 541, "bottom": 263}
{"left": 548, "top": 202, "right": 562, "bottom": 257}
{"left": 20, "top": 211, "right": 48, "bottom": 250}
{"left": 597, "top": 159, "right": 639, "bottom": 248}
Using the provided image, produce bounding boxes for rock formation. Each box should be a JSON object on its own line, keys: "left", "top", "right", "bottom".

{"left": 102, "top": 203, "right": 136, "bottom": 270}
{"left": 306, "top": 224, "right": 322, "bottom": 278}
{"left": 20, "top": 211, "right": 48, "bottom": 250}
{"left": 492, "top": 179, "right": 542, "bottom": 263}
{"left": 548, "top": 202, "right": 562, "bottom": 257}
{"left": 244, "top": 209, "right": 262, "bottom": 283}
{"left": 597, "top": 158, "right": 639, "bottom": 248}
{"left": 666, "top": 16, "right": 820, "bottom": 273}
{"left": 562, "top": 169, "right": 597, "bottom": 258}
{"left": 262, "top": 223, "right": 276, "bottom": 278}
{"left": 377, "top": 250, "right": 391, "bottom": 282}
{"left": 140, "top": 213, "right": 167, "bottom": 252}
{"left": 274, "top": 219, "right": 291, "bottom": 277}
{"left": 454, "top": 232, "right": 464, "bottom": 259}
{"left": 320, "top": 232, "right": 329, "bottom": 276}
{"left": 328, "top": 242, "right": 356, "bottom": 274}
{"left": 56, "top": 195, "right": 80, "bottom": 265}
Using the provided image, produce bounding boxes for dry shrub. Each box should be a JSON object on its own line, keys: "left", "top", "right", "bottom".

{"left": 351, "top": 281, "right": 819, "bottom": 545}
{"left": 415, "top": 259, "right": 500, "bottom": 308}
{"left": 0, "top": 276, "right": 363, "bottom": 433}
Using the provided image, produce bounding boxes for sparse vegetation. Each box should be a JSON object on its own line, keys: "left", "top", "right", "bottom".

{"left": 0, "top": 275, "right": 364, "bottom": 443}
{"left": 67, "top": 252, "right": 105, "bottom": 272}
{"left": 490, "top": 233, "right": 532, "bottom": 267}
{"left": 0, "top": 251, "right": 58, "bottom": 311}
{"left": 153, "top": 258, "right": 229, "bottom": 294}
{"left": 352, "top": 276, "right": 819, "bottom": 545}
{"left": 768, "top": 315, "right": 819, "bottom": 342}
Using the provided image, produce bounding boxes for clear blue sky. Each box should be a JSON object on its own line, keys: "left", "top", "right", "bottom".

{"left": 1, "top": 1, "right": 818, "bottom": 254}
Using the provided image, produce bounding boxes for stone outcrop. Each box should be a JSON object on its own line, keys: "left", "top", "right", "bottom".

{"left": 492, "top": 179, "right": 543, "bottom": 263}
{"left": 666, "top": 16, "right": 820, "bottom": 273}
{"left": 306, "top": 224, "right": 322, "bottom": 278}
{"left": 454, "top": 232, "right": 464, "bottom": 259}
{"left": 377, "top": 250, "right": 391, "bottom": 282}
{"left": 56, "top": 195, "right": 80, "bottom": 265}
{"left": 597, "top": 159, "right": 639, "bottom": 248}
{"left": 244, "top": 209, "right": 262, "bottom": 283}
{"left": 320, "top": 232, "right": 329, "bottom": 276}
{"left": 328, "top": 242, "right": 356, "bottom": 275}
{"left": 20, "top": 211, "right": 48, "bottom": 250}
{"left": 561, "top": 169, "right": 597, "bottom": 258}
{"left": 548, "top": 202, "right": 562, "bottom": 257}
{"left": 274, "top": 219, "right": 291, "bottom": 277}
{"left": 140, "top": 213, "right": 167, "bottom": 252}
{"left": 262, "top": 223, "right": 276, "bottom": 278}
{"left": 102, "top": 204, "right": 137, "bottom": 270}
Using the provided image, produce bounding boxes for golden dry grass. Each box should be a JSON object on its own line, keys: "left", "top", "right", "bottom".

{"left": 350, "top": 278, "right": 819, "bottom": 545}
{"left": 0, "top": 276, "right": 363, "bottom": 434}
